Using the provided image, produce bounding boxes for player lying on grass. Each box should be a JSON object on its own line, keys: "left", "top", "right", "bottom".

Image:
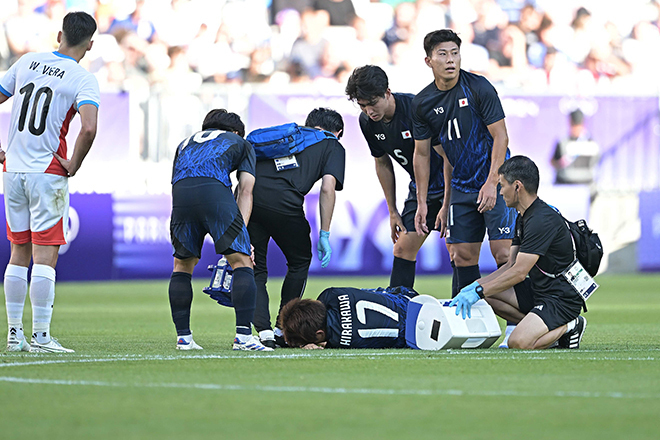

{"left": 449, "top": 155, "right": 588, "bottom": 350}
{"left": 279, "top": 286, "right": 417, "bottom": 349}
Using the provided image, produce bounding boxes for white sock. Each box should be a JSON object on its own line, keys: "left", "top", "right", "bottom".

{"left": 274, "top": 327, "right": 284, "bottom": 337}
{"left": 259, "top": 329, "right": 274, "bottom": 341}
{"left": 4, "top": 264, "right": 29, "bottom": 333}
{"left": 30, "top": 264, "right": 56, "bottom": 342}
{"left": 504, "top": 324, "right": 516, "bottom": 337}
{"left": 565, "top": 318, "right": 578, "bottom": 333}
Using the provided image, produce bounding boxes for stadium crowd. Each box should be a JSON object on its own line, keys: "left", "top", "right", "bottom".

{"left": 1, "top": 0, "right": 660, "bottom": 95}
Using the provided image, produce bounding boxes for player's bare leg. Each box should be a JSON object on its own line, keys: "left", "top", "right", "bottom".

{"left": 508, "top": 313, "right": 565, "bottom": 350}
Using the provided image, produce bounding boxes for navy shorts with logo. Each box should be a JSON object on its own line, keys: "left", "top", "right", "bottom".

{"left": 514, "top": 278, "right": 583, "bottom": 331}
{"left": 401, "top": 185, "right": 445, "bottom": 233}
{"left": 446, "top": 187, "right": 516, "bottom": 244}
{"left": 170, "top": 177, "right": 251, "bottom": 259}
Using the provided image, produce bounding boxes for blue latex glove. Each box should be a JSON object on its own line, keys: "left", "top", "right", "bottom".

{"left": 317, "top": 230, "right": 332, "bottom": 268}
{"left": 449, "top": 283, "right": 481, "bottom": 319}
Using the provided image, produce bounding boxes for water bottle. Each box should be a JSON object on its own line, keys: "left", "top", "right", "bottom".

{"left": 216, "top": 257, "right": 233, "bottom": 293}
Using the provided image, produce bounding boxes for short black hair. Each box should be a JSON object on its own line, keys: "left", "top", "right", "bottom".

{"left": 202, "top": 109, "right": 245, "bottom": 137}
{"left": 62, "top": 12, "right": 97, "bottom": 47}
{"left": 570, "top": 109, "right": 584, "bottom": 126}
{"left": 423, "top": 29, "right": 462, "bottom": 56}
{"left": 498, "top": 155, "right": 540, "bottom": 194}
{"left": 305, "top": 107, "right": 344, "bottom": 139}
{"left": 345, "top": 65, "right": 389, "bottom": 103}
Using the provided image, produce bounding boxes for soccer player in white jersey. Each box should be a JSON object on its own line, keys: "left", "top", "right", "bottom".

{"left": 0, "top": 12, "right": 100, "bottom": 353}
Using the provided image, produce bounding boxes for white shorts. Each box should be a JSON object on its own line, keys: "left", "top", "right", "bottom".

{"left": 3, "top": 172, "right": 69, "bottom": 246}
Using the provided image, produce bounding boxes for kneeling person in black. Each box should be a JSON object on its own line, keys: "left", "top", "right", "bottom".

{"left": 248, "top": 108, "right": 346, "bottom": 348}
{"left": 169, "top": 109, "right": 272, "bottom": 352}
{"left": 450, "top": 156, "right": 587, "bottom": 349}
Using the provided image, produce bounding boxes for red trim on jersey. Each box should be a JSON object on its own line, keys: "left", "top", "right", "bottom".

{"left": 6, "top": 222, "right": 31, "bottom": 245}
{"left": 32, "top": 217, "right": 66, "bottom": 246}
{"left": 45, "top": 105, "right": 76, "bottom": 176}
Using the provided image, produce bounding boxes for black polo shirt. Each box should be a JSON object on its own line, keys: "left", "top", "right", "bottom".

{"left": 513, "top": 197, "right": 578, "bottom": 299}
{"left": 252, "top": 137, "right": 345, "bottom": 215}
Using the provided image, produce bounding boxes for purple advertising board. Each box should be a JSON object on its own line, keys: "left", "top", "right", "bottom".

{"left": 639, "top": 191, "right": 660, "bottom": 271}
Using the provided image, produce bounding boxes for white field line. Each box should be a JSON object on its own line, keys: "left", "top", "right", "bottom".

{"left": 0, "top": 350, "right": 658, "bottom": 369}
{"left": 0, "top": 375, "right": 658, "bottom": 399}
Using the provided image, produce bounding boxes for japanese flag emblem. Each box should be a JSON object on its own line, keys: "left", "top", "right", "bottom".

{"left": 459, "top": 98, "right": 468, "bottom": 107}
{"left": 401, "top": 130, "right": 412, "bottom": 139}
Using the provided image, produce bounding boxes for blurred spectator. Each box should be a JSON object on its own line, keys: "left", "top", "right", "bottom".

{"left": 108, "top": 0, "right": 157, "bottom": 43}
{"left": 4, "top": 0, "right": 52, "bottom": 63}
{"left": 312, "top": 0, "right": 356, "bottom": 26}
{"left": 382, "top": 1, "right": 417, "bottom": 48}
{"left": 269, "top": 0, "right": 311, "bottom": 25}
{"left": 288, "top": 9, "right": 330, "bottom": 80}
{"left": 452, "top": 19, "right": 489, "bottom": 74}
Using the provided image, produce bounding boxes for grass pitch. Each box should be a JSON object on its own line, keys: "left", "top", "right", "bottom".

{"left": 1, "top": 274, "right": 659, "bottom": 440}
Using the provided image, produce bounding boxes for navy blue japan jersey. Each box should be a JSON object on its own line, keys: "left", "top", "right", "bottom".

{"left": 412, "top": 70, "right": 507, "bottom": 193}
{"left": 360, "top": 93, "right": 444, "bottom": 195}
{"left": 172, "top": 129, "right": 256, "bottom": 187}
{"left": 319, "top": 287, "right": 416, "bottom": 349}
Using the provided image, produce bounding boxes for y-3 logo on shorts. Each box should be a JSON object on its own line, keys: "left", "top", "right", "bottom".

{"left": 498, "top": 227, "right": 511, "bottom": 234}
{"left": 433, "top": 107, "right": 444, "bottom": 114}
{"left": 375, "top": 133, "right": 386, "bottom": 141}
{"left": 534, "top": 305, "right": 543, "bottom": 311}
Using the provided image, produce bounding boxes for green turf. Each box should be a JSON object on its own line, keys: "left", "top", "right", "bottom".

{"left": 1, "top": 274, "right": 659, "bottom": 440}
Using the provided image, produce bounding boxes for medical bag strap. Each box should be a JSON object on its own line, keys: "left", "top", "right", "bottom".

{"left": 534, "top": 216, "right": 587, "bottom": 312}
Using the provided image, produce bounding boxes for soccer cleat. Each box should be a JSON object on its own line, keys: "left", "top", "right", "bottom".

{"left": 232, "top": 335, "right": 274, "bottom": 351}
{"left": 176, "top": 336, "right": 203, "bottom": 350}
{"left": 558, "top": 316, "right": 587, "bottom": 349}
{"left": 30, "top": 336, "right": 75, "bottom": 353}
{"left": 7, "top": 328, "right": 30, "bottom": 352}
{"left": 259, "top": 329, "right": 277, "bottom": 350}
{"left": 274, "top": 333, "right": 289, "bottom": 348}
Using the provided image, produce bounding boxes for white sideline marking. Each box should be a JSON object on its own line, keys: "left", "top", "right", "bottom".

{"left": 0, "top": 350, "right": 658, "bottom": 369}
{"left": 0, "top": 375, "right": 658, "bottom": 399}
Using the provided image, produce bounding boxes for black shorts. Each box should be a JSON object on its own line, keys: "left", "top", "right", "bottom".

{"left": 170, "top": 177, "right": 251, "bottom": 259}
{"left": 401, "top": 186, "right": 445, "bottom": 233}
{"left": 514, "top": 278, "right": 583, "bottom": 331}
{"left": 446, "top": 187, "right": 516, "bottom": 244}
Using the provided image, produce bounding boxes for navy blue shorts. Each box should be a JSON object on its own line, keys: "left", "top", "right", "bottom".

{"left": 514, "top": 278, "right": 583, "bottom": 331}
{"left": 170, "top": 177, "right": 251, "bottom": 259}
{"left": 446, "top": 187, "right": 516, "bottom": 244}
{"left": 401, "top": 186, "right": 444, "bottom": 233}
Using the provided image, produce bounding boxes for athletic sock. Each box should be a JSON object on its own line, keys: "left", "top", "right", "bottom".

{"left": 389, "top": 257, "right": 416, "bottom": 289}
{"left": 450, "top": 260, "right": 459, "bottom": 298}
{"left": 565, "top": 318, "right": 578, "bottom": 333}
{"left": 30, "top": 264, "right": 56, "bottom": 342}
{"left": 168, "top": 272, "right": 193, "bottom": 336}
{"left": 4, "top": 264, "right": 28, "bottom": 334}
{"left": 456, "top": 264, "right": 481, "bottom": 292}
{"left": 231, "top": 267, "right": 257, "bottom": 333}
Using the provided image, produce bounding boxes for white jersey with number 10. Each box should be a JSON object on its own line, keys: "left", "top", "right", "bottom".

{"left": 0, "top": 51, "right": 100, "bottom": 176}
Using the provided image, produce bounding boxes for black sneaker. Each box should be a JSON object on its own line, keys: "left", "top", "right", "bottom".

{"left": 260, "top": 339, "right": 277, "bottom": 350}
{"left": 558, "top": 316, "right": 587, "bottom": 349}
{"left": 274, "top": 333, "right": 289, "bottom": 348}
